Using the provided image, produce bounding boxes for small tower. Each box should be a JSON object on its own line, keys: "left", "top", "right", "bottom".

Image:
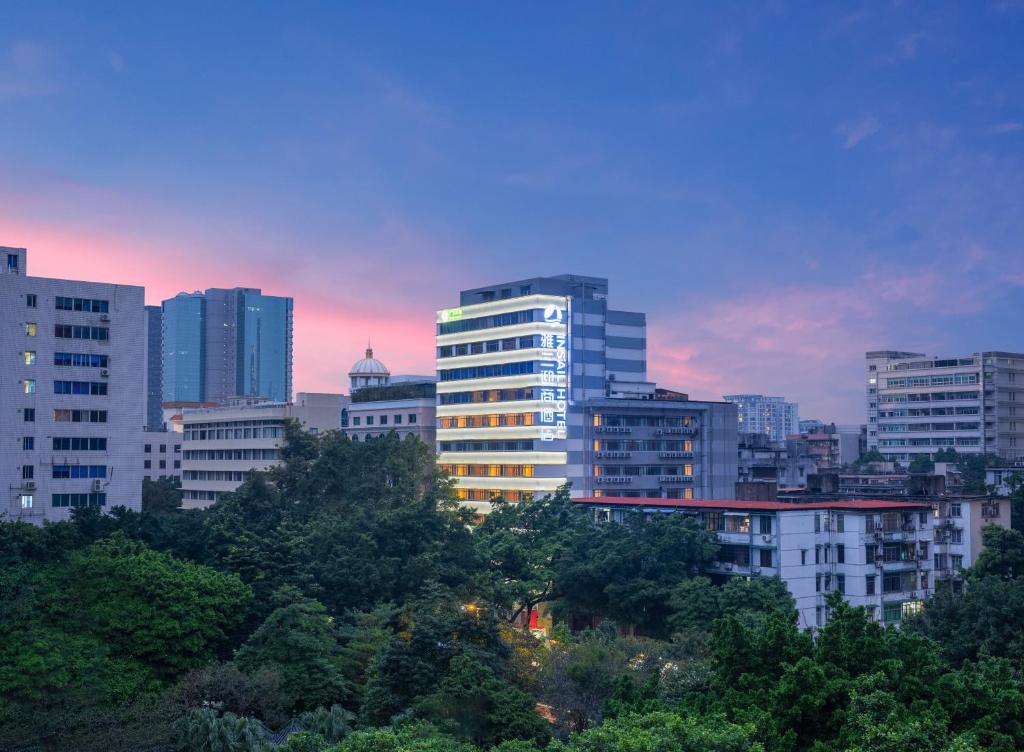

{"left": 348, "top": 343, "right": 390, "bottom": 392}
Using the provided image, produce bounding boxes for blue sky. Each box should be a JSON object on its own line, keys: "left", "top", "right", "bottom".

{"left": 2, "top": 1, "right": 1023, "bottom": 421}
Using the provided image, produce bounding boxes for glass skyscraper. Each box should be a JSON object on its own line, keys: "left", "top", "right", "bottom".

{"left": 160, "top": 287, "right": 292, "bottom": 404}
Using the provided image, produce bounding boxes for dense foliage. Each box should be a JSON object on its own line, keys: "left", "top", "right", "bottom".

{"left": 2, "top": 425, "right": 1023, "bottom": 752}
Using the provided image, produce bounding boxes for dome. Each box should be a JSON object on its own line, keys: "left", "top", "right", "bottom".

{"left": 349, "top": 345, "right": 390, "bottom": 392}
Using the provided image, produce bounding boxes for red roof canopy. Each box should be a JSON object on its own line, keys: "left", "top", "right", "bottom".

{"left": 573, "top": 497, "right": 931, "bottom": 511}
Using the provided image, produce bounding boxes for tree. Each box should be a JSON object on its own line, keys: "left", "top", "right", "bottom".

{"left": 234, "top": 599, "right": 351, "bottom": 713}
{"left": 562, "top": 710, "right": 762, "bottom": 752}
{"left": 909, "top": 455, "right": 935, "bottom": 474}
{"left": 142, "top": 476, "right": 183, "bottom": 514}
{"left": 174, "top": 708, "right": 270, "bottom": 752}
{"left": 972, "top": 526, "right": 1024, "bottom": 579}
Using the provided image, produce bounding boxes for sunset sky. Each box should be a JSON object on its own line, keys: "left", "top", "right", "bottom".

{"left": 2, "top": 2, "right": 1023, "bottom": 422}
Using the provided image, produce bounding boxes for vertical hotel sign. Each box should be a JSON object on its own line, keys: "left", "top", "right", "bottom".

{"left": 539, "top": 297, "right": 571, "bottom": 441}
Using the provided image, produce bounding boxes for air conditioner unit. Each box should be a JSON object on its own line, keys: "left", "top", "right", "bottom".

{"left": 23, "top": 481, "right": 36, "bottom": 491}
{"left": 100, "top": 369, "right": 110, "bottom": 377}
{"left": 99, "top": 314, "right": 110, "bottom": 322}
{"left": 91, "top": 480, "right": 104, "bottom": 491}
{"left": 762, "top": 534, "right": 773, "bottom": 543}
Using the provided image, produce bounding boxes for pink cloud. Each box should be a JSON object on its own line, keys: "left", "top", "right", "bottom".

{"left": 837, "top": 115, "right": 881, "bottom": 149}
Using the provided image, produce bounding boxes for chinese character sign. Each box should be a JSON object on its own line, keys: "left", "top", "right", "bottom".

{"left": 539, "top": 302, "right": 569, "bottom": 441}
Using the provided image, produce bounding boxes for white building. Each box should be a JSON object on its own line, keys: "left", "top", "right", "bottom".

{"left": 143, "top": 430, "right": 182, "bottom": 482}
{"left": 724, "top": 394, "right": 800, "bottom": 445}
{"left": 866, "top": 350, "right": 1024, "bottom": 463}
{"left": 576, "top": 495, "right": 1011, "bottom": 630}
{"left": 345, "top": 349, "right": 437, "bottom": 445}
{"left": 180, "top": 392, "right": 346, "bottom": 508}
{"left": 0, "top": 246, "right": 145, "bottom": 522}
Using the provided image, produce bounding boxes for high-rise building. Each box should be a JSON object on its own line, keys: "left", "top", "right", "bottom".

{"left": 0, "top": 246, "right": 145, "bottom": 522}
{"left": 723, "top": 394, "right": 800, "bottom": 445}
{"left": 144, "top": 305, "right": 163, "bottom": 430}
{"left": 435, "top": 275, "right": 737, "bottom": 513}
{"left": 866, "top": 350, "right": 1024, "bottom": 463}
{"left": 160, "top": 287, "right": 293, "bottom": 404}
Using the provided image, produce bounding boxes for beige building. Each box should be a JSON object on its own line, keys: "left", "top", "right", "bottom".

{"left": 180, "top": 392, "right": 346, "bottom": 508}
{"left": 345, "top": 348, "right": 437, "bottom": 445}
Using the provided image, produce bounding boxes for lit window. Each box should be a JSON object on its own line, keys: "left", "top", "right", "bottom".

{"left": 23, "top": 379, "right": 36, "bottom": 394}
{"left": 20, "top": 494, "right": 33, "bottom": 509}
{"left": 23, "top": 351, "right": 36, "bottom": 365}
{"left": 25, "top": 323, "right": 37, "bottom": 336}
{"left": 684, "top": 463, "right": 693, "bottom": 476}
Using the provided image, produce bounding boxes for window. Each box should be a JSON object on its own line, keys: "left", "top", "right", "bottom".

{"left": 51, "top": 493, "right": 106, "bottom": 508}
{"left": 815, "top": 545, "right": 821, "bottom": 564}
{"left": 409, "top": 413, "right": 417, "bottom": 424}
{"left": 352, "top": 417, "right": 361, "bottom": 426}
{"left": 52, "top": 465, "right": 106, "bottom": 479}
{"left": 55, "top": 296, "right": 109, "bottom": 312}
{"left": 54, "top": 380, "right": 108, "bottom": 395}
{"left": 950, "top": 502, "right": 962, "bottom": 517}
{"left": 380, "top": 415, "right": 388, "bottom": 425}
{"left": 20, "top": 494, "right": 33, "bottom": 509}
{"left": 144, "top": 460, "right": 151, "bottom": 469}
{"left": 7, "top": 253, "right": 18, "bottom": 270}
{"left": 54, "top": 324, "right": 109, "bottom": 341}
{"left": 836, "top": 513, "right": 845, "bottom": 533}
{"left": 144, "top": 444, "right": 152, "bottom": 453}
{"left": 815, "top": 573, "right": 821, "bottom": 592}
{"left": 53, "top": 409, "right": 107, "bottom": 422}
{"left": 837, "top": 574, "right": 846, "bottom": 595}
{"left": 814, "top": 514, "right": 820, "bottom": 533}
{"left": 366, "top": 416, "right": 374, "bottom": 426}
{"left": 759, "top": 549, "right": 773, "bottom": 567}
{"left": 22, "top": 437, "right": 33, "bottom": 450}
{"left": 800, "top": 549, "right": 807, "bottom": 565}
{"left": 883, "top": 604, "right": 901, "bottom": 623}
{"left": 950, "top": 528, "right": 963, "bottom": 544}
{"left": 23, "top": 379, "right": 36, "bottom": 394}
{"left": 26, "top": 294, "right": 36, "bottom": 307}
{"left": 866, "top": 574, "right": 876, "bottom": 595}
{"left": 159, "top": 460, "right": 166, "bottom": 469}
{"left": 22, "top": 465, "right": 34, "bottom": 480}
{"left": 759, "top": 516, "right": 773, "bottom": 535}
{"left": 25, "top": 323, "right": 36, "bottom": 336}
{"left": 23, "top": 408, "right": 35, "bottom": 422}
{"left": 23, "top": 351, "right": 36, "bottom": 365}
{"left": 837, "top": 544, "right": 845, "bottom": 564}
{"left": 54, "top": 353, "right": 108, "bottom": 368}
{"left": 159, "top": 444, "right": 166, "bottom": 453}
{"left": 951, "top": 554, "right": 964, "bottom": 569}
{"left": 394, "top": 414, "right": 402, "bottom": 424}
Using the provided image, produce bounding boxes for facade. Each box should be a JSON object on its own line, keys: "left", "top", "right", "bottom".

{"left": 180, "top": 392, "right": 345, "bottom": 508}
{"left": 0, "top": 246, "right": 145, "bottom": 522}
{"left": 435, "top": 275, "right": 653, "bottom": 512}
{"left": 143, "top": 431, "right": 182, "bottom": 482}
{"left": 737, "top": 432, "right": 817, "bottom": 489}
{"left": 144, "top": 305, "right": 163, "bottom": 430}
{"left": 724, "top": 394, "right": 799, "bottom": 445}
{"left": 866, "top": 350, "right": 1024, "bottom": 463}
{"left": 161, "top": 287, "right": 294, "bottom": 404}
{"left": 581, "top": 396, "right": 738, "bottom": 500}
{"left": 576, "top": 495, "right": 1009, "bottom": 630}
{"left": 787, "top": 424, "right": 863, "bottom": 469}
{"left": 348, "top": 382, "right": 437, "bottom": 444}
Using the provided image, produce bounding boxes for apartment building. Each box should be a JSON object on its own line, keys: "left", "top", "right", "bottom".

{"left": 723, "top": 394, "right": 799, "bottom": 445}
{"left": 575, "top": 495, "right": 1009, "bottom": 630}
{"left": 180, "top": 392, "right": 345, "bottom": 508}
{"left": 161, "top": 287, "right": 294, "bottom": 404}
{"left": 866, "top": 350, "right": 1024, "bottom": 463}
{"left": 581, "top": 394, "right": 737, "bottom": 500}
{"left": 0, "top": 246, "right": 145, "bottom": 522}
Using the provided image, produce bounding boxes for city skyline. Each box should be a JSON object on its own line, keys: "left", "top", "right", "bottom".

{"left": 3, "top": 3, "right": 1024, "bottom": 422}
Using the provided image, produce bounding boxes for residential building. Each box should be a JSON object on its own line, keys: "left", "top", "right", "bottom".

{"left": 436, "top": 275, "right": 737, "bottom": 513}
{"left": 0, "top": 246, "right": 145, "bottom": 522}
{"left": 143, "top": 431, "right": 182, "bottom": 482}
{"left": 737, "top": 432, "right": 816, "bottom": 489}
{"left": 161, "top": 287, "right": 293, "bottom": 404}
{"left": 179, "top": 392, "right": 345, "bottom": 508}
{"left": 866, "top": 350, "right": 1024, "bottom": 463}
{"left": 723, "top": 394, "right": 799, "bottom": 445}
{"left": 787, "top": 423, "right": 863, "bottom": 469}
{"left": 575, "top": 495, "right": 1009, "bottom": 630}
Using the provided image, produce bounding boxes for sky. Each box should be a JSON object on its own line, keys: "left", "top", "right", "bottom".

{"left": 2, "top": 2, "right": 1023, "bottom": 423}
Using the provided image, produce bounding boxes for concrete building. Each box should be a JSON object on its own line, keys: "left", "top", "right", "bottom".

{"left": 161, "top": 287, "right": 294, "bottom": 404}
{"left": 576, "top": 495, "right": 1010, "bottom": 630}
{"left": 724, "top": 394, "right": 799, "bottom": 445}
{"left": 867, "top": 350, "right": 1024, "bottom": 463}
{"left": 787, "top": 424, "right": 863, "bottom": 470}
{"left": 143, "top": 430, "right": 182, "bottom": 482}
{"left": 144, "top": 305, "right": 163, "bottom": 430}
{"left": 737, "top": 432, "right": 817, "bottom": 489}
{"left": 436, "top": 275, "right": 737, "bottom": 513}
{"left": 344, "top": 348, "right": 437, "bottom": 445}
{"left": 180, "top": 392, "right": 346, "bottom": 508}
{"left": 0, "top": 246, "right": 145, "bottom": 522}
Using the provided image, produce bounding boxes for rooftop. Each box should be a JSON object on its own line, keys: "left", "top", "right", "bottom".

{"left": 574, "top": 497, "right": 932, "bottom": 511}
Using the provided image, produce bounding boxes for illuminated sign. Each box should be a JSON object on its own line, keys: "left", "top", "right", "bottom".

{"left": 539, "top": 297, "right": 570, "bottom": 442}
{"left": 438, "top": 307, "right": 464, "bottom": 323}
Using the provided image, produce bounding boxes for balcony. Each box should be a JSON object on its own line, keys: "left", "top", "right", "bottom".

{"left": 659, "top": 451, "right": 694, "bottom": 459}
{"left": 659, "top": 475, "right": 694, "bottom": 483}
{"left": 595, "top": 476, "right": 632, "bottom": 484}
{"left": 595, "top": 426, "right": 632, "bottom": 433}
{"left": 656, "top": 427, "right": 698, "bottom": 435}
{"left": 595, "top": 450, "right": 632, "bottom": 459}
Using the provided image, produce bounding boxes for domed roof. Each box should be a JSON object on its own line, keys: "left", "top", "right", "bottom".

{"left": 349, "top": 345, "right": 390, "bottom": 376}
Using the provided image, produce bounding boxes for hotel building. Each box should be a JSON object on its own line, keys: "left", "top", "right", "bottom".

{"left": 866, "top": 351, "right": 1024, "bottom": 463}
{"left": 0, "top": 246, "right": 145, "bottom": 522}
{"left": 435, "top": 275, "right": 737, "bottom": 513}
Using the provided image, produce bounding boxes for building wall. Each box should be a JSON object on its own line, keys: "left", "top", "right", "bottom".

{"left": 348, "top": 398, "right": 435, "bottom": 444}
{"left": 161, "top": 292, "right": 206, "bottom": 402}
{"left": 867, "top": 351, "right": 1024, "bottom": 462}
{"left": 143, "top": 430, "right": 182, "bottom": 481}
{"left": 180, "top": 392, "right": 343, "bottom": 508}
{"left": 0, "top": 246, "right": 145, "bottom": 523}
{"left": 723, "top": 394, "right": 799, "bottom": 445}
{"left": 144, "top": 305, "right": 163, "bottom": 430}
